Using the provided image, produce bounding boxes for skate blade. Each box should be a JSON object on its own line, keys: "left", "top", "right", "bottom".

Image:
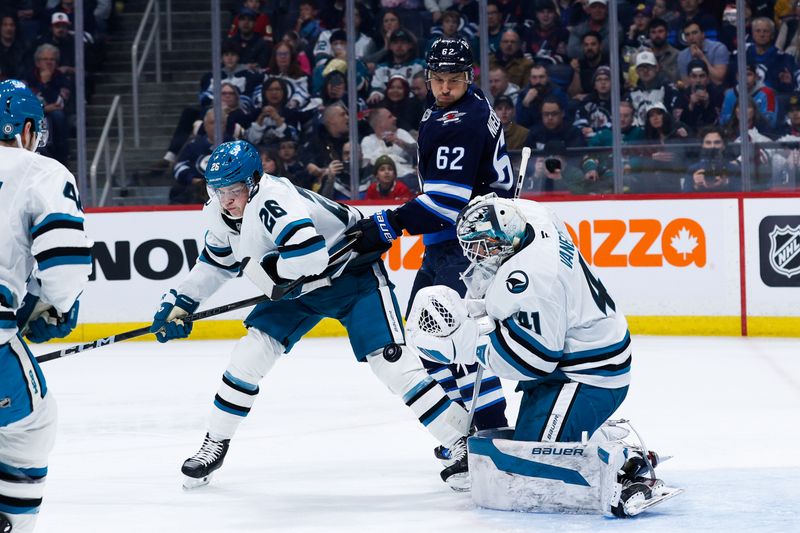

{"left": 182, "top": 474, "right": 212, "bottom": 490}
{"left": 625, "top": 487, "right": 684, "bottom": 516}
{"left": 445, "top": 473, "right": 471, "bottom": 493}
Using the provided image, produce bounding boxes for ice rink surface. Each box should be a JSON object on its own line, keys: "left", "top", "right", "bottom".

{"left": 29, "top": 335, "right": 800, "bottom": 533}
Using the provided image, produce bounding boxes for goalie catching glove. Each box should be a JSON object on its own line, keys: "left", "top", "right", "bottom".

{"left": 406, "top": 285, "right": 491, "bottom": 366}
{"left": 149, "top": 289, "right": 200, "bottom": 343}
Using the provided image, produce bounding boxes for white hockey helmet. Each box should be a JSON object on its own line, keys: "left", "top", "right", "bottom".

{"left": 456, "top": 194, "right": 526, "bottom": 263}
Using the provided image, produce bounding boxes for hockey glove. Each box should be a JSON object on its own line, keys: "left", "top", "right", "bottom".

{"left": 348, "top": 210, "right": 402, "bottom": 254}
{"left": 24, "top": 299, "right": 81, "bottom": 344}
{"left": 150, "top": 289, "right": 200, "bottom": 343}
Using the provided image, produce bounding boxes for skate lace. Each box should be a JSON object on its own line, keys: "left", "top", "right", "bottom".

{"left": 191, "top": 437, "right": 224, "bottom": 466}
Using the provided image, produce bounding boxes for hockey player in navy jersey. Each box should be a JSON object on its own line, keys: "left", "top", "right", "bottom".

{"left": 406, "top": 194, "right": 682, "bottom": 517}
{"left": 0, "top": 80, "right": 92, "bottom": 532}
{"left": 149, "top": 140, "right": 470, "bottom": 490}
{"left": 350, "top": 36, "right": 514, "bottom": 485}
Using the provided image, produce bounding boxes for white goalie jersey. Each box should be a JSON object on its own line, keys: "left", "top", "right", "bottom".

{"left": 175, "top": 175, "right": 362, "bottom": 302}
{"left": 476, "top": 200, "right": 631, "bottom": 389}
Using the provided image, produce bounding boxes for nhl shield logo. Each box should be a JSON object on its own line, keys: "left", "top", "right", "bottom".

{"left": 768, "top": 225, "right": 800, "bottom": 278}
{"left": 505, "top": 270, "right": 529, "bottom": 294}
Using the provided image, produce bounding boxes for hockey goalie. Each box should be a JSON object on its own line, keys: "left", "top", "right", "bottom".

{"left": 406, "top": 194, "right": 683, "bottom": 517}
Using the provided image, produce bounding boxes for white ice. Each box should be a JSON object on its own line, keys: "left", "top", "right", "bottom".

{"left": 29, "top": 335, "right": 800, "bottom": 533}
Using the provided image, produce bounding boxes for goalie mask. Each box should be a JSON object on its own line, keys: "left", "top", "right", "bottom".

{"left": 456, "top": 195, "right": 526, "bottom": 264}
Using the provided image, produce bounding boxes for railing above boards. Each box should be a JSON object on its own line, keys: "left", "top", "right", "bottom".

{"left": 89, "top": 95, "right": 127, "bottom": 207}
{"left": 131, "top": 0, "right": 162, "bottom": 147}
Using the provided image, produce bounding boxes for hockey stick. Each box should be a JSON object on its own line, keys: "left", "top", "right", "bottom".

{"left": 514, "top": 146, "right": 532, "bottom": 199}
{"left": 35, "top": 233, "right": 361, "bottom": 364}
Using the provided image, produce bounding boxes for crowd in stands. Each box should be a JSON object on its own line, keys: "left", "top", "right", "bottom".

{"left": 6, "top": 0, "right": 800, "bottom": 197}
{"left": 1, "top": 0, "right": 111, "bottom": 165}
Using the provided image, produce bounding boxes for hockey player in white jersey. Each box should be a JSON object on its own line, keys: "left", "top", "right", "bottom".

{"left": 149, "top": 140, "right": 469, "bottom": 490}
{"left": 0, "top": 80, "right": 92, "bottom": 532}
{"left": 406, "top": 194, "right": 682, "bottom": 517}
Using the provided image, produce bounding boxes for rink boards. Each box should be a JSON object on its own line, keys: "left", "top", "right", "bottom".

{"left": 65, "top": 194, "right": 800, "bottom": 342}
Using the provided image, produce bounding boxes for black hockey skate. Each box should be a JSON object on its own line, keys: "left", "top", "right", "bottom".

{"left": 181, "top": 433, "right": 230, "bottom": 489}
{"left": 439, "top": 437, "right": 470, "bottom": 492}
{"left": 0, "top": 512, "right": 11, "bottom": 533}
{"left": 611, "top": 451, "right": 683, "bottom": 517}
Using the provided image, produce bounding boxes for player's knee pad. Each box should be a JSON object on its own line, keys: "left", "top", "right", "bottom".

{"left": 367, "top": 344, "right": 469, "bottom": 446}
{"left": 226, "top": 327, "right": 283, "bottom": 385}
{"left": 468, "top": 429, "right": 627, "bottom": 516}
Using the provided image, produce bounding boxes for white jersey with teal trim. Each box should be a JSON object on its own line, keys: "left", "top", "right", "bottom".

{"left": 239, "top": 176, "right": 361, "bottom": 282}
{"left": 0, "top": 146, "right": 92, "bottom": 344}
{"left": 477, "top": 199, "right": 631, "bottom": 389}
{"left": 176, "top": 175, "right": 362, "bottom": 302}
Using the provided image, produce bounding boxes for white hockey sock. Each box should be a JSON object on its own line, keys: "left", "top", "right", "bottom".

{"left": 208, "top": 371, "right": 259, "bottom": 441}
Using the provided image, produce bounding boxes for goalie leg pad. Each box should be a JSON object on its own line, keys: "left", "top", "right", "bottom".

{"left": 208, "top": 328, "right": 282, "bottom": 440}
{"left": 468, "top": 430, "right": 627, "bottom": 515}
{"left": 368, "top": 347, "right": 468, "bottom": 447}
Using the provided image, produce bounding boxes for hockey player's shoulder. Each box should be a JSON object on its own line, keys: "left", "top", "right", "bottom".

{"left": 19, "top": 150, "right": 76, "bottom": 187}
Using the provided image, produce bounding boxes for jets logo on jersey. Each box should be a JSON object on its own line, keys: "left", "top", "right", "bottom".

{"left": 505, "top": 270, "right": 529, "bottom": 293}
{"left": 437, "top": 110, "right": 466, "bottom": 125}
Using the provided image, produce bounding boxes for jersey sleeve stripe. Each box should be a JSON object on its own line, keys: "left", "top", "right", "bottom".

{"left": 204, "top": 234, "right": 232, "bottom": 257}
{"left": 30, "top": 216, "right": 84, "bottom": 240}
{"left": 427, "top": 190, "right": 470, "bottom": 209}
{"left": 424, "top": 182, "right": 472, "bottom": 202}
{"left": 560, "top": 331, "right": 631, "bottom": 363}
{"left": 199, "top": 250, "right": 241, "bottom": 271}
{"left": 488, "top": 328, "right": 552, "bottom": 379}
{"left": 34, "top": 247, "right": 92, "bottom": 270}
{"left": 424, "top": 179, "right": 473, "bottom": 191}
{"left": 278, "top": 235, "right": 326, "bottom": 259}
{"left": 504, "top": 318, "right": 563, "bottom": 361}
{"left": 415, "top": 195, "right": 460, "bottom": 223}
{"left": 565, "top": 356, "right": 632, "bottom": 376}
{"left": 275, "top": 218, "right": 314, "bottom": 246}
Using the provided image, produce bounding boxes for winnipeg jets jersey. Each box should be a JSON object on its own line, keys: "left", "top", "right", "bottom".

{"left": 0, "top": 146, "right": 92, "bottom": 345}
{"left": 176, "top": 175, "right": 361, "bottom": 301}
{"left": 477, "top": 200, "right": 631, "bottom": 389}
{"left": 395, "top": 86, "right": 515, "bottom": 245}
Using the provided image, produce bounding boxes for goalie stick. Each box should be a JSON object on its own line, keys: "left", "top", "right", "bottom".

{"left": 34, "top": 232, "right": 361, "bottom": 364}
{"left": 464, "top": 146, "right": 531, "bottom": 430}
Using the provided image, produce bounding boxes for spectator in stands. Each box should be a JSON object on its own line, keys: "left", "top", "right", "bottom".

{"left": 522, "top": 0, "right": 569, "bottom": 66}
{"left": 170, "top": 110, "right": 223, "bottom": 204}
{"left": 567, "top": 0, "right": 618, "bottom": 60}
{"left": 516, "top": 63, "right": 568, "bottom": 129}
{"left": 625, "top": 3, "right": 652, "bottom": 49}
{"left": 490, "top": 28, "right": 533, "bottom": 89}
{"left": 280, "top": 31, "right": 312, "bottom": 75}
{"left": 775, "top": 94, "right": 800, "bottom": 186}
{"left": 475, "top": 0, "right": 505, "bottom": 56}
{"left": 724, "top": 98, "right": 784, "bottom": 190}
{"left": 312, "top": 4, "right": 376, "bottom": 68}
{"left": 494, "top": 94, "right": 528, "bottom": 150}
{"left": 568, "top": 31, "right": 607, "bottom": 100}
{"left": 720, "top": 64, "right": 777, "bottom": 129}
{"left": 258, "top": 145, "right": 279, "bottom": 174}
{"left": 648, "top": 18, "right": 680, "bottom": 83}
{"left": 246, "top": 77, "right": 301, "bottom": 147}
{"left": 361, "top": 106, "right": 418, "bottom": 188}
{"left": 300, "top": 102, "right": 349, "bottom": 198}
{"left": 524, "top": 96, "right": 586, "bottom": 152}
{"left": 425, "top": 10, "right": 469, "bottom": 56}
{"left": 651, "top": 0, "right": 677, "bottom": 26}
{"left": 410, "top": 71, "right": 428, "bottom": 102}
{"left": 488, "top": 65, "right": 519, "bottom": 104}
{"left": 311, "top": 32, "right": 370, "bottom": 97}
{"left": 365, "top": 154, "right": 415, "bottom": 201}
{"left": 26, "top": 43, "right": 70, "bottom": 164}
{"left": 573, "top": 65, "right": 613, "bottom": 141}
{"left": 93, "top": 0, "right": 112, "bottom": 39}
{"left": 626, "top": 50, "right": 683, "bottom": 127}
{"left": 452, "top": 0, "right": 480, "bottom": 38}
{"left": 36, "top": 13, "right": 75, "bottom": 79}
{"left": 718, "top": 3, "right": 751, "bottom": 53}
{"left": 683, "top": 126, "right": 740, "bottom": 192}
{"left": 364, "top": 9, "right": 402, "bottom": 69}
{"left": 10, "top": 0, "right": 40, "bottom": 46}
{"left": 679, "top": 59, "right": 724, "bottom": 133}
{"left": 0, "top": 14, "right": 28, "bottom": 80}
{"left": 368, "top": 29, "right": 426, "bottom": 104}
{"left": 383, "top": 74, "right": 424, "bottom": 134}
{"left": 629, "top": 102, "right": 689, "bottom": 193}
{"left": 332, "top": 141, "right": 373, "bottom": 200}
{"left": 582, "top": 100, "right": 644, "bottom": 190}
{"left": 265, "top": 40, "right": 310, "bottom": 109}
{"left": 677, "top": 20, "right": 730, "bottom": 85}
{"left": 425, "top": 0, "right": 452, "bottom": 24}
{"left": 228, "top": 0, "right": 273, "bottom": 43}
{"left": 776, "top": 1, "right": 800, "bottom": 51}
{"left": 293, "top": 0, "right": 323, "bottom": 58}
{"left": 319, "top": 0, "right": 345, "bottom": 30}
{"left": 668, "top": 0, "right": 719, "bottom": 48}
{"left": 275, "top": 138, "right": 307, "bottom": 185}
{"left": 528, "top": 140, "right": 585, "bottom": 193}
{"left": 45, "top": 0, "right": 95, "bottom": 38}
{"left": 151, "top": 43, "right": 259, "bottom": 174}
{"left": 227, "top": 6, "right": 270, "bottom": 69}
{"left": 735, "top": 17, "right": 796, "bottom": 93}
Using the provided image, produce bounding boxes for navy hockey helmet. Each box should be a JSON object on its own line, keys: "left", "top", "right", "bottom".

{"left": 205, "top": 140, "right": 263, "bottom": 190}
{"left": 0, "top": 79, "right": 48, "bottom": 150}
{"left": 456, "top": 194, "right": 526, "bottom": 263}
{"left": 425, "top": 37, "right": 474, "bottom": 83}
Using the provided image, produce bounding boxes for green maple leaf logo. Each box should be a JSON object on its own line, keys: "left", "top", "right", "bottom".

{"left": 670, "top": 227, "right": 698, "bottom": 260}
